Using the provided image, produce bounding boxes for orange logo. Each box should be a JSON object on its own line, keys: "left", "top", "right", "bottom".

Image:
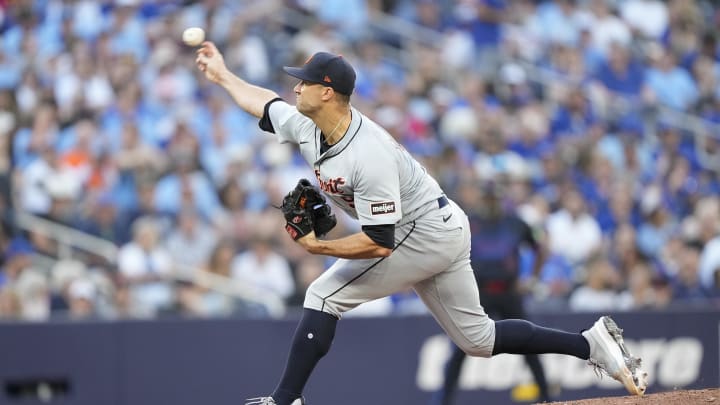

{"left": 286, "top": 224, "right": 297, "bottom": 239}
{"left": 323, "top": 75, "right": 332, "bottom": 83}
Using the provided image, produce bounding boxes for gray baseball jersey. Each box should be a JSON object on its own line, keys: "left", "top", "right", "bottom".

{"left": 268, "top": 101, "right": 444, "bottom": 226}
{"left": 264, "top": 100, "right": 496, "bottom": 357}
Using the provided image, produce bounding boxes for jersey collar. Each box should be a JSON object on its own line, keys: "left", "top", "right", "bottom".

{"left": 315, "top": 106, "right": 362, "bottom": 164}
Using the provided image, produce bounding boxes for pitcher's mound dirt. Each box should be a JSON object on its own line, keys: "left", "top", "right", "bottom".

{"left": 546, "top": 388, "right": 719, "bottom": 405}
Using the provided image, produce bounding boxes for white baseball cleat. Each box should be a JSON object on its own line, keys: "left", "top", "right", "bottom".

{"left": 245, "top": 397, "right": 306, "bottom": 405}
{"left": 582, "top": 316, "right": 648, "bottom": 396}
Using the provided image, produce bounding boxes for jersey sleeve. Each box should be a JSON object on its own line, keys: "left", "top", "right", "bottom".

{"left": 352, "top": 147, "right": 402, "bottom": 226}
{"left": 361, "top": 224, "right": 395, "bottom": 249}
{"left": 258, "top": 99, "right": 315, "bottom": 144}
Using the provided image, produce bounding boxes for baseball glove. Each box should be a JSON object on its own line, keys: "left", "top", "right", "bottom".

{"left": 280, "top": 179, "right": 337, "bottom": 240}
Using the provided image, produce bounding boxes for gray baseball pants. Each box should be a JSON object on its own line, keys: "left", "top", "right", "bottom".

{"left": 304, "top": 199, "right": 496, "bottom": 357}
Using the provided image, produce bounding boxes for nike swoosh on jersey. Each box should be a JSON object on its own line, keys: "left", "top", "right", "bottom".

{"left": 442, "top": 213, "right": 453, "bottom": 223}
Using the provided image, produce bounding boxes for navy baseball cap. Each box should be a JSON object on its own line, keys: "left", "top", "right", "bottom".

{"left": 283, "top": 52, "right": 356, "bottom": 96}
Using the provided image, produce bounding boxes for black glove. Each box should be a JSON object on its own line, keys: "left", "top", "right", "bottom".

{"left": 296, "top": 179, "right": 337, "bottom": 237}
{"left": 280, "top": 179, "right": 337, "bottom": 240}
{"left": 281, "top": 185, "right": 314, "bottom": 240}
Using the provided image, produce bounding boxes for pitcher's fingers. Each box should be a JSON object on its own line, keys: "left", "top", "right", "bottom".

{"left": 201, "top": 41, "right": 218, "bottom": 53}
{"left": 196, "top": 41, "right": 216, "bottom": 57}
{"left": 195, "top": 58, "right": 207, "bottom": 72}
{"left": 196, "top": 54, "right": 210, "bottom": 65}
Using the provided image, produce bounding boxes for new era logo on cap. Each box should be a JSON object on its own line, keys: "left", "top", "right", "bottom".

{"left": 283, "top": 52, "right": 356, "bottom": 95}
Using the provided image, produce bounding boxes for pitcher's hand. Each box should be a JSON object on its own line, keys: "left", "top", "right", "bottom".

{"left": 196, "top": 41, "right": 228, "bottom": 84}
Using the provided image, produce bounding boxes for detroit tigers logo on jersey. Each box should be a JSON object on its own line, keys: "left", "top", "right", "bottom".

{"left": 314, "top": 170, "right": 345, "bottom": 194}
{"left": 314, "top": 170, "right": 355, "bottom": 208}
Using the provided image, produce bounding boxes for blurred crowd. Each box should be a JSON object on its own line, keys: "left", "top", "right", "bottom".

{"left": 1, "top": 0, "right": 720, "bottom": 321}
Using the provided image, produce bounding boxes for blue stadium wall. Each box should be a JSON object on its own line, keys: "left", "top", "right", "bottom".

{"left": 0, "top": 310, "right": 717, "bottom": 405}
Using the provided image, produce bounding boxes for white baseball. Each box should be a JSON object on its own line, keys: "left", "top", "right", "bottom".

{"left": 182, "top": 27, "right": 205, "bottom": 47}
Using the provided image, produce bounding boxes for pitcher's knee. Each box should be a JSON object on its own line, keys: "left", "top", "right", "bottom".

{"left": 454, "top": 317, "right": 496, "bottom": 358}
{"left": 457, "top": 339, "right": 494, "bottom": 358}
{"left": 303, "top": 281, "right": 344, "bottom": 318}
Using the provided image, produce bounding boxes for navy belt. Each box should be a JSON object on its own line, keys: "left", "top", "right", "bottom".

{"left": 438, "top": 196, "right": 449, "bottom": 208}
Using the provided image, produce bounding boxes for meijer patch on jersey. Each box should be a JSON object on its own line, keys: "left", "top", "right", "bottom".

{"left": 370, "top": 201, "right": 396, "bottom": 215}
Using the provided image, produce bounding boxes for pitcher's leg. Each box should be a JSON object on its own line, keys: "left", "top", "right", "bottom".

{"left": 419, "top": 277, "right": 646, "bottom": 396}
{"left": 272, "top": 309, "right": 337, "bottom": 405}
{"left": 278, "top": 249, "right": 447, "bottom": 404}
{"left": 493, "top": 319, "right": 589, "bottom": 358}
{"left": 413, "top": 265, "right": 496, "bottom": 357}
{"left": 272, "top": 257, "right": 391, "bottom": 405}
{"left": 501, "top": 293, "right": 550, "bottom": 402}
{"left": 493, "top": 290, "right": 592, "bottom": 356}
{"left": 414, "top": 262, "right": 590, "bottom": 359}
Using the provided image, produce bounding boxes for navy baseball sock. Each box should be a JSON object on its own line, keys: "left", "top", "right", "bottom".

{"left": 272, "top": 308, "right": 338, "bottom": 405}
{"left": 492, "top": 319, "right": 590, "bottom": 359}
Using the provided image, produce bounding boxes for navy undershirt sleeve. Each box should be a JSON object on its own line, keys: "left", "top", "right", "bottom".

{"left": 258, "top": 97, "right": 284, "bottom": 133}
{"left": 361, "top": 224, "right": 395, "bottom": 249}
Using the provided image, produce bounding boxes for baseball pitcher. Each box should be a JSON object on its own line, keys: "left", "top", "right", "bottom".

{"left": 194, "top": 42, "right": 647, "bottom": 405}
